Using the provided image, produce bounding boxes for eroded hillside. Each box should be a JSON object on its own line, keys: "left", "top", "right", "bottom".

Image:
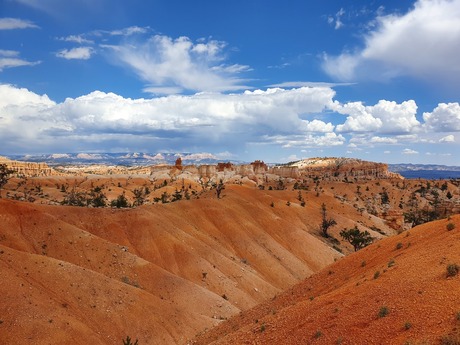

{"left": 1, "top": 158, "right": 459, "bottom": 344}
{"left": 192, "top": 215, "right": 460, "bottom": 345}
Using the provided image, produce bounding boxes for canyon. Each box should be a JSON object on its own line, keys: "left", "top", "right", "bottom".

{"left": 0, "top": 156, "right": 459, "bottom": 344}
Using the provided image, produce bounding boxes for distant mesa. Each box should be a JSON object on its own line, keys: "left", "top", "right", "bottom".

{"left": 0, "top": 156, "right": 58, "bottom": 177}
{"left": 1, "top": 155, "right": 402, "bottom": 181}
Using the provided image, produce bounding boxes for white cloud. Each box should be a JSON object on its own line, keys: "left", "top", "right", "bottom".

{"left": 103, "top": 35, "right": 251, "bottom": 94}
{"left": 0, "top": 17, "right": 39, "bottom": 30}
{"left": 265, "top": 132, "right": 346, "bottom": 148}
{"left": 91, "top": 26, "right": 150, "bottom": 38}
{"left": 334, "top": 99, "right": 420, "bottom": 134}
{"left": 56, "top": 47, "right": 94, "bottom": 60}
{"left": 268, "top": 81, "right": 355, "bottom": 88}
{"left": 14, "top": 0, "right": 109, "bottom": 18}
{"left": 322, "top": 52, "right": 360, "bottom": 81}
{"left": 0, "top": 84, "right": 339, "bottom": 153}
{"left": 439, "top": 134, "right": 455, "bottom": 143}
{"left": 0, "top": 50, "right": 19, "bottom": 57}
{"left": 402, "top": 148, "right": 419, "bottom": 155}
{"left": 327, "top": 8, "right": 345, "bottom": 30}
{"left": 370, "top": 136, "right": 398, "bottom": 144}
{"left": 58, "top": 35, "right": 93, "bottom": 44}
{"left": 1, "top": 83, "right": 457, "bottom": 160}
{"left": 322, "top": 0, "right": 460, "bottom": 86}
{"left": 0, "top": 50, "right": 41, "bottom": 71}
{"left": 423, "top": 103, "right": 460, "bottom": 132}
{"left": 303, "top": 119, "right": 334, "bottom": 133}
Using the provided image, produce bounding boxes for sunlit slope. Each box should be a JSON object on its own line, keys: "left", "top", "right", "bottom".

{"left": 0, "top": 184, "right": 343, "bottom": 345}
{"left": 193, "top": 215, "right": 460, "bottom": 345}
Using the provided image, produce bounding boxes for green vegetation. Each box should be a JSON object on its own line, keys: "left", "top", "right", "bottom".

{"left": 378, "top": 306, "right": 389, "bottom": 318}
{"left": 339, "top": 226, "right": 373, "bottom": 251}
{"left": 314, "top": 330, "right": 323, "bottom": 339}
{"left": 319, "top": 203, "right": 337, "bottom": 238}
{"left": 111, "top": 192, "right": 130, "bottom": 208}
{"left": 0, "top": 164, "right": 14, "bottom": 198}
{"left": 122, "top": 336, "right": 139, "bottom": 345}
{"left": 447, "top": 223, "right": 456, "bottom": 231}
{"left": 215, "top": 179, "right": 225, "bottom": 199}
{"left": 440, "top": 332, "right": 460, "bottom": 345}
{"left": 446, "top": 264, "right": 459, "bottom": 278}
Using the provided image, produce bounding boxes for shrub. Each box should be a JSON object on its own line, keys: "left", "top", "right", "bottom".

{"left": 122, "top": 336, "right": 139, "bottom": 345}
{"left": 319, "top": 203, "right": 337, "bottom": 238}
{"left": 111, "top": 192, "right": 130, "bottom": 208}
{"left": 447, "top": 264, "right": 459, "bottom": 277}
{"left": 378, "top": 306, "right": 389, "bottom": 318}
{"left": 314, "top": 330, "right": 322, "bottom": 339}
{"left": 404, "top": 321, "right": 412, "bottom": 330}
{"left": 447, "top": 223, "right": 456, "bottom": 231}
{"left": 340, "top": 226, "right": 373, "bottom": 251}
{"left": 388, "top": 259, "right": 395, "bottom": 268}
{"left": 440, "top": 332, "right": 460, "bottom": 345}
{"left": 374, "top": 271, "right": 381, "bottom": 279}
{"left": 396, "top": 242, "right": 403, "bottom": 250}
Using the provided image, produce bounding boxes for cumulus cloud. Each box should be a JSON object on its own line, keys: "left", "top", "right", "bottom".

{"left": 264, "top": 132, "right": 346, "bottom": 148}
{"left": 334, "top": 99, "right": 420, "bottom": 134}
{"left": 0, "top": 84, "right": 339, "bottom": 153}
{"left": 56, "top": 47, "right": 94, "bottom": 60}
{"left": 103, "top": 35, "right": 251, "bottom": 94}
{"left": 0, "top": 50, "right": 41, "bottom": 71}
{"left": 0, "top": 17, "right": 39, "bottom": 30}
{"left": 402, "top": 148, "right": 419, "bottom": 155}
{"left": 370, "top": 136, "right": 398, "bottom": 144}
{"left": 1, "top": 83, "right": 457, "bottom": 158}
{"left": 322, "top": 0, "right": 460, "bottom": 86}
{"left": 439, "top": 134, "right": 455, "bottom": 143}
{"left": 423, "top": 103, "right": 460, "bottom": 132}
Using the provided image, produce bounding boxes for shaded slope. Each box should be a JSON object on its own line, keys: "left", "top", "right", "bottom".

{"left": 193, "top": 215, "right": 460, "bottom": 345}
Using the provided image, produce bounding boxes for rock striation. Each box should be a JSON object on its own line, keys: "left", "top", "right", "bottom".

{"left": 0, "top": 155, "right": 402, "bottom": 182}
{"left": 0, "top": 156, "right": 58, "bottom": 177}
{"left": 289, "top": 157, "right": 402, "bottom": 180}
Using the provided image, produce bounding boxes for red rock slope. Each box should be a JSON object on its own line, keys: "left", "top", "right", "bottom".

{"left": 0, "top": 185, "right": 341, "bottom": 345}
{"left": 193, "top": 214, "right": 460, "bottom": 345}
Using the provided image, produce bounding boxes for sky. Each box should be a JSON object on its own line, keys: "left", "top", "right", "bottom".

{"left": 1, "top": 0, "right": 460, "bottom": 164}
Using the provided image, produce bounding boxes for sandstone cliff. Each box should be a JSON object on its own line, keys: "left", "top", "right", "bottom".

{"left": 289, "top": 157, "right": 402, "bottom": 180}
{"left": 0, "top": 156, "right": 58, "bottom": 177}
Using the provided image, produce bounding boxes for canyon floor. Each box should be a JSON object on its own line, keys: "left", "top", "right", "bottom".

{"left": 0, "top": 170, "right": 459, "bottom": 344}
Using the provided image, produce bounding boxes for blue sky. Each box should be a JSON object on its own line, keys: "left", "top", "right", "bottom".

{"left": 1, "top": 0, "right": 459, "bottom": 164}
